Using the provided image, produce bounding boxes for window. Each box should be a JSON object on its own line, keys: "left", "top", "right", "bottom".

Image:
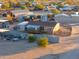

{"left": 26, "top": 25, "right": 40, "bottom": 31}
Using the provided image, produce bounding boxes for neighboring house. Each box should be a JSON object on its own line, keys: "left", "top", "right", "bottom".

{"left": 12, "top": 10, "right": 53, "bottom": 22}
{"left": 55, "top": 13, "right": 69, "bottom": 17}
{"left": 25, "top": 21, "right": 61, "bottom": 35}
{"left": 0, "top": 29, "right": 9, "bottom": 39}
{"left": 0, "top": 20, "right": 9, "bottom": 28}
{"left": 60, "top": 6, "right": 73, "bottom": 11}
{"left": 13, "top": 21, "right": 29, "bottom": 31}
{"left": 17, "top": 15, "right": 26, "bottom": 22}
{"left": 20, "top": 11, "right": 52, "bottom": 22}
{"left": 73, "top": 6, "right": 79, "bottom": 11}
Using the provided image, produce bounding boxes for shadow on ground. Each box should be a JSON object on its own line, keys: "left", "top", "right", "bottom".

{"left": 0, "top": 40, "right": 37, "bottom": 56}
{"left": 35, "top": 54, "right": 60, "bottom": 59}
{"left": 35, "top": 48, "right": 79, "bottom": 59}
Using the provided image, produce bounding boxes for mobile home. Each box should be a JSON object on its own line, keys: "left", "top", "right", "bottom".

{"left": 0, "top": 20, "right": 9, "bottom": 28}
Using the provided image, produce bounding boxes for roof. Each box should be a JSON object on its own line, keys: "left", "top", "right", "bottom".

{"left": 55, "top": 14, "right": 69, "bottom": 17}
{"left": 0, "top": 29, "right": 9, "bottom": 32}
{"left": 33, "top": 11, "right": 53, "bottom": 15}
{"left": 0, "top": 20, "right": 8, "bottom": 23}
{"left": 12, "top": 10, "right": 29, "bottom": 13}
{"left": 12, "top": 10, "right": 34, "bottom": 16}
{"left": 27, "top": 21, "right": 57, "bottom": 27}
{"left": 18, "top": 21, "right": 29, "bottom": 26}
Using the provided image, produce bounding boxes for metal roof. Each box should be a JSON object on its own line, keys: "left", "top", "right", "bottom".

{"left": 27, "top": 21, "right": 57, "bottom": 27}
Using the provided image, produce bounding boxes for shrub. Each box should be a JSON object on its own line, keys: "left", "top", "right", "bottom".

{"left": 34, "top": 4, "right": 45, "bottom": 10}
{"left": 28, "top": 35, "right": 36, "bottom": 43}
{"left": 20, "top": 5, "right": 26, "bottom": 9}
{"left": 2, "top": 3, "right": 12, "bottom": 10}
{"left": 37, "top": 37, "right": 48, "bottom": 47}
{"left": 51, "top": 9, "right": 61, "bottom": 14}
{"left": 25, "top": 2, "right": 31, "bottom": 7}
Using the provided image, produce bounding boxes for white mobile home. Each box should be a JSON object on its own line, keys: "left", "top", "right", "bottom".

{"left": 55, "top": 14, "right": 79, "bottom": 24}
{"left": 13, "top": 21, "right": 29, "bottom": 31}
{"left": 0, "top": 20, "right": 9, "bottom": 28}
{"left": 0, "top": 29, "right": 10, "bottom": 39}
{"left": 26, "top": 21, "right": 60, "bottom": 35}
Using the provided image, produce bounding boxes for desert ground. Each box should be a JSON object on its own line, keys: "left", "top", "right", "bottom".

{"left": 0, "top": 24, "right": 79, "bottom": 59}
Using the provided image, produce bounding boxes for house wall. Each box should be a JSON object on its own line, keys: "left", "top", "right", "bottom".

{"left": 0, "top": 22, "right": 9, "bottom": 28}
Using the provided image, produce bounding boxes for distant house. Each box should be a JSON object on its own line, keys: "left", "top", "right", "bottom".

{"left": 60, "top": 6, "right": 73, "bottom": 11}
{"left": 0, "top": 29, "right": 9, "bottom": 39}
{"left": 55, "top": 13, "right": 69, "bottom": 17}
{"left": 73, "top": 6, "right": 79, "bottom": 11}
{"left": 0, "top": 29, "right": 9, "bottom": 33}
{"left": 13, "top": 21, "right": 29, "bottom": 31}
{"left": 0, "top": 20, "right": 9, "bottom": 28}
{"left": 17, "top": 15, "right": 26, "bottom": 22}
{"left": 12, "top": 10, "right": 53, "bottom": 22}
{"left": 25, "top": 21, "right": 60, "bottom": 35}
